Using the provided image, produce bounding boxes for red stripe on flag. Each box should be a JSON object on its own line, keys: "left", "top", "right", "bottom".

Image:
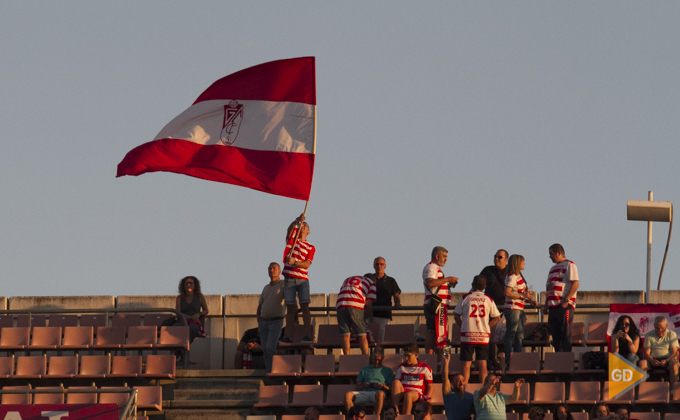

{"left": 194, "top": 57, "right": 316, "bottom": 105}
{"left": 117, "top": 139, "right": 314, "bottom": 200}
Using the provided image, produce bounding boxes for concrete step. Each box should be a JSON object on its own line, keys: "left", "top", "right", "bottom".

{"left": 175, "top": 378, "right": 263, "bottom": 390}
{"left": 174, "top": 388, "right": 258, "bottom": 401}
{"left": 164, "top": 407, "right": 255, "bottom": 420}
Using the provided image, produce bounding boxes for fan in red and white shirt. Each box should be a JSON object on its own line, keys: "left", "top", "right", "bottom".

{"left": 336, "top": 276, "right": 376, "bottom": 355}
{"left": 281, "top": 214, "right": 316, "bottom": 342}
{"left": 422, "top": 246, "right": 459, "bottom": 356}
{"left": 453, "top": 275, "right": 501, "bottom": 385}
{"left": 545, "top": 244, "right": 580, "bottom": 353}
{"left": 392, "top": 343, "right": 433, "bottom": 415}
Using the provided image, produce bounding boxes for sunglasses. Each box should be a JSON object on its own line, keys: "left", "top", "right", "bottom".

{"left": 622, "top": 323, "right": 630, "bottom": 326}
{"left": 494, "top": 255, "right": 504, "bottom": 260}
{"left": 413, "top": 410, "right": 427, "bottom": 414}
{"left": 536, "top": 414, "right": 546, "bottom": 418}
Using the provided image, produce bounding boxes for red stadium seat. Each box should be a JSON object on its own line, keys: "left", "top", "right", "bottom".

{"left": 253, "top": 385, "right": 288, "bottom": 408}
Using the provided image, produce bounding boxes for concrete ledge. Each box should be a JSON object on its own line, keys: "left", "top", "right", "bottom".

{"left": 649, "top": 290, "right": 680, "bottom": 303}
{"left": 177, "top": 369, "right": 267, "bottom": 378}
{"left": 8, "top": 296, "right": 115, "bottom": 310}
{"left": 117, "top": 294, "right": 224, "bottom": 314}
{"left": 0, "top": 298, "right": 7, "bottom": 311}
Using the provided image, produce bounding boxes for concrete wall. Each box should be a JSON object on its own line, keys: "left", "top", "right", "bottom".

{"left": 9, "top": 296, "right": 115, "bottom": 310}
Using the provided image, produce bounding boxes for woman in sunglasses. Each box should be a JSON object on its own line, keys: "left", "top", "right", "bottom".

{"left": 611, "top": 315, "right": 641, "bottom": 364}
{"left": 527, "top": 406, "right": 546, "bottom": 420}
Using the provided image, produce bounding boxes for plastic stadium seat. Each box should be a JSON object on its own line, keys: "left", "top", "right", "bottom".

{"left": 98, "top": 386, "right": 130, "bottom": 405}
{"left": 253, "top": 384, "right": 288, "bottom": 408}
{"left": 429, "top": 383, "right": 444, "bottom": 406}
{"left": 109, "top": 355, "right": 142, "bottom": 378}
{"left": 586, "top": 322, "right": 608, "bottom": 348}
{"left": 500, "top": 382, "right": 530, "bottom": 405}
{"left": 124, "top": 326, "right": 157, "bottom": 350}
{"left": 319, "top": 416, "right": 344, "bottom": 420}
{"left": 418, "top": 353, "right": 438, "bottom": 373}
{"left": 381, "top": 324, "right": 415, "bottom": 349}
{"left": 67, "top": 386, "right": 97, "bottom": 404}
{"left": 541, "top": 352, "right": 575, "bottom": 374}
{"left": 80, "top": 314, "right": 107, "bottom": 328}
{"left": 141, "top": 354, "right": 176, "bottom": 379}
{"left": 672, "top": 383, "right": 680, "bottom": 403}
{"left": 571, "top": 414, "right": 587, "bottom": 420}
{"left": 522, "top": 323, "right": 550, "bottom": 348}
{"left": 14, "top": 355, "right": 46, "bottom": 379}
{"left": 365, "top": 416, "right": 380, "bottom": 420}
{"left": 34, "top": 387, "right": 64, "bottom": 404}
{"left": 92, "top": 327, "right": 127, "bottom": 351}
{"left": 2, "top": 386, "right": 31, "bottom": 404}
{"left": 0, "top": 327, "right": 30, "bottom": 351}
{"left": 79, "top": 355, "right": 110, "bottom": 378}
{"left": 29, "top": 327, "right": 62, "bottom": 351}
{"left": 134, "top": 386, "right": 162, "bottom": 411}
{"left": 336, "top": 354, "right": 369, "bottom": 377}
{"left": 157, "top": 326, "right": 190, "bottom": 351}
{"left": 46, "top": 355, "right": 78, "bottom": 378}
{"left": 466, "top": 383, "right": 484, "bottom": 395}
{"left": 382, "top": 354, "right": 403, "bottom": 373}
{"left": 571, "top": 322, "right": 585, "bottom": 346}
{"left": 432, "top": 415, "right": 447, "bottom": 420}
{"left": 0, "top": 317, "right": 14, "bottom": 329}
{"left": 16, "top": 315, "right": 46, "bottom": 328}
{"left": 267, "top": 355, "right": 302, "bottom": 378}
{"left": 575, "top": 351, "right": 606, "bottom": 375}
{"left": 395, "top": 416, "right": 414, "bottom": 420}
{"left": 665, "top": 414, "right": 680, "bottom": 420}
{"left": 0, "top": 357, "right": 13, "bottom": 378}
{"left": 506, "top": 352, "right": 540, "bottom": 375}
{"left": 636, "top": 381, "right": 669, "bottom": 404}
{"left": 289, "top": 384, "right": 323, "bottom": 407}
{"left": 628, "top": 413, "right": 660, "bottom": 420}
{"left": 444, "top": 353, "right": 463, "bottom": 375}
{"left": 61, "top": 326, "right": 94, "bottom": 350}
{"left": 143, "top": 314, "right": 173, "bottom": 328}
{"left": 112, "top": 314, "right": 142, "bottom": 330}
{"left": 300, "top": 354, "right": 335, "bottom": 377}
{"left": 49, "top": 315, "right": 78, "bottom": 328}
{"left": 567, "top": 381, "right": 600, "bottom": 405}
{"left": 314, "top": 324, "right": 343, "bottom": 354}
{"left": 602, "top": 381, "right": 633, "bottom": 405}
{"left": 250, "top": 416, "right": 278, "bottom": 420}
{"left": 531, "top": 382, "right": 564, "bottom": 404}
{"left": 323, "top": 384, "right": 356, "bottom": 407}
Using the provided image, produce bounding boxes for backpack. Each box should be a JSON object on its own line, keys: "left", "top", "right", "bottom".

{"left": 583, "top": 351, "right": 607, "bottom": 370}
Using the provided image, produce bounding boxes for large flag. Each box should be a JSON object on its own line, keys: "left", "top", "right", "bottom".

{"left": 117, "top": 57, "right": 316, "bottom": 201}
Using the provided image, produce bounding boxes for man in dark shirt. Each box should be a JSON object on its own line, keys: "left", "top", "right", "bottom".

{"left": 479, "top": 249, "right": 508, "bottom": 371}
{"left": 364, "top": 256, "right": 402, "bottom": 341}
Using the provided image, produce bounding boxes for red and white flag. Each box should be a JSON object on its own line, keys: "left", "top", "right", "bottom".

{"left": 117, "top": 57, "right": 316, "bottom": 200}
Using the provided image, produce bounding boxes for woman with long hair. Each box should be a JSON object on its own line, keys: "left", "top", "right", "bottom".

{"left": 591, "top": 403, "right": 617, "bottom": 420}
{"left": 611, "top": 315, "right": 641, "bottom": 364}
{"left": 503, "top": 254, "right": 537, "bottom": 367}
{"left": 162, "top": 276, "right": 209, "bottom": 345}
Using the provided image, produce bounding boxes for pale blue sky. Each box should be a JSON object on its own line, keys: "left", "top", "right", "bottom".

{"left": 1, "top": 2, "right": 678, "bottom": 298}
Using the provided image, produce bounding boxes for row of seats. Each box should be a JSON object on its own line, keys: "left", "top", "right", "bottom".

{"left": 268, "top": 351, "right": 606, "bottom": 379}
{"left": 252, "top": 409, "right": 679, "bottom": 420}
{"left": 0, "top": 314, "right": 172, "bottom": 329}
{"left": 255, "top": 381, "right": 680, "bottom": 409}
{"left": 305, "top": 322, "right": 609, "bottom": 353}
{"left": 0, "top": 354, "right": 175, "bottom": 379}
{"left": 0, "top": 326, "right": 189, "bottom": 353}
{"left": 0, "top": 384, "right": 162, "bottom": 410}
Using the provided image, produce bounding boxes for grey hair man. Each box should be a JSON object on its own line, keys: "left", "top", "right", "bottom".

{"left": 345, "top": 347, "right": 393, "bottom": 415}
{"left": 639, "top": 316, "right": 679, "bottom": 387}
{"left": 364, "top": 256, "right": 402, "bottom": 341}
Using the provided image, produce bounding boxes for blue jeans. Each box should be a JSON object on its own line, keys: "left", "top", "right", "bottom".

{"left": 504, "top": 309, "right": 525, "bottom": 360}
{"left": 258, "top": 319, "right": 284, "bottom": 372}
{"left": 283, "top": 277, "right": 311, "bottom": 305}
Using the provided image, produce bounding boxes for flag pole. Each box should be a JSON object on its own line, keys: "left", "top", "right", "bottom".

{"left": 286, "top": 201, "right": 309, "bottom": 260}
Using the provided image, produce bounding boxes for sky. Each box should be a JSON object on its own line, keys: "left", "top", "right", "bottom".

{"left": 1, "top": 2, "right": 679, "bottom": 299}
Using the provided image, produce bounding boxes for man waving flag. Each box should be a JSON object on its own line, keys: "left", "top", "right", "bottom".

{"left": 117, "top": 57, "right": 316, "bottom": 201}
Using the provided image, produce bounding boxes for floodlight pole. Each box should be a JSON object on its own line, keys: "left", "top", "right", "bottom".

{"left": 646, "top": 191, "right": 652, "bottom": 304}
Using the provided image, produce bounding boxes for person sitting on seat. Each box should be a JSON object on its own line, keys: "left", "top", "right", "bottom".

{"left": 639, "top": 316, "right": 679, "bottom": 387}
{"left": 304, "top": 406, "right": 320, "bottom": 420}
{"left": 554, "top": 403, "right": 574, "bottom": 420}
{"left": 161, "top": 276, "right": 209, "bottom": 363}
{"left": 611, "top": 315, "right": 640, "bottom": 364}
{"left": 345, "top": 347, "right": 393, "bottom": 415}
{"left": 391, "top": 342, "right": 433, "bottom": 415}
{"left": 233, "top": 327, "right": 264, "bottom": 369}
{"left": 590, "top": 403, "right": 617, "bottom": 420}
{"left": 348, "top": 406, "right": 367, "bottom": 420}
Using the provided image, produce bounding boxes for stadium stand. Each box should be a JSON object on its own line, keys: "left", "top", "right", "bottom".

{"left": 289, "top": 384, "right": 324, "bottom": 407}
{"left": 301, "top": 354, "right": 335, "bottom": 378}
{"left": 336, "top": 354, "right": 369, "bottom": 377}
{"left": 267, "top": 354, "right": 302, "bottom": 378}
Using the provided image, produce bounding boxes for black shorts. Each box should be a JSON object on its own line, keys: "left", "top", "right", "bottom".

{"left": 460, "top": 343, "right": 489, "bottom": 362}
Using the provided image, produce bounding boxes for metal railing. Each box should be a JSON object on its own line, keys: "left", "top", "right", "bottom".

{"left": 0, "top": 307, "right": 187, "bottom": 327}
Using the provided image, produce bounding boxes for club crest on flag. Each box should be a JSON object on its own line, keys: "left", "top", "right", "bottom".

{"left": 219, "top": 100, "right": 244, "bottom": 146}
